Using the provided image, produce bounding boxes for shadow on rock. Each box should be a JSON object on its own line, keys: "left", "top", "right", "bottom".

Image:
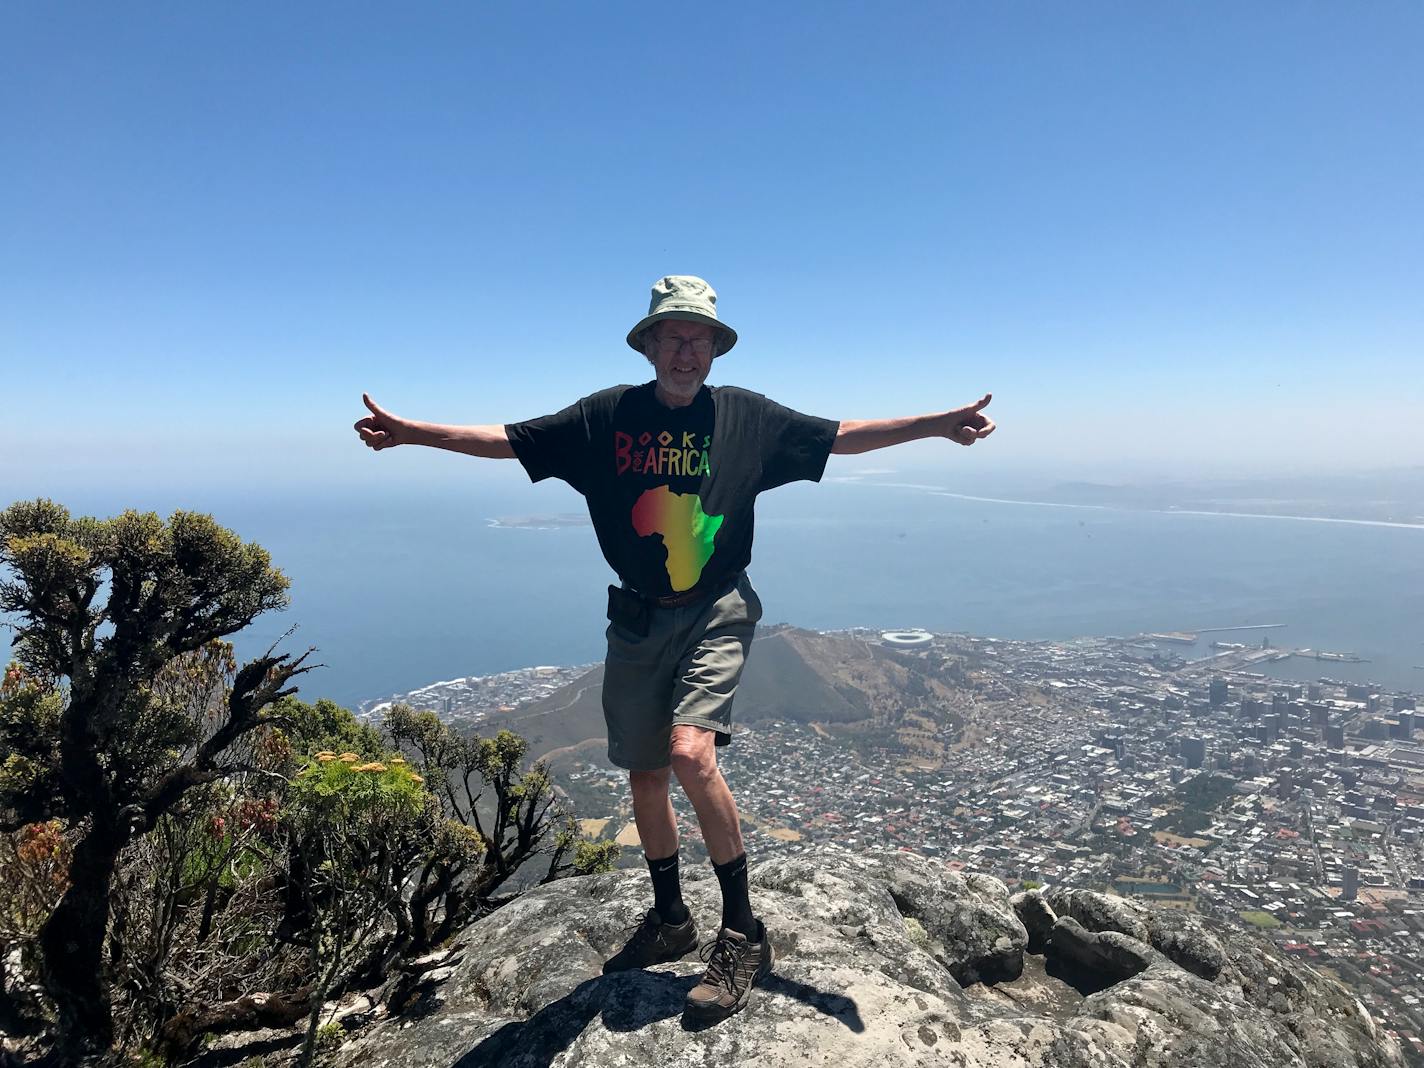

{"left": 171, "top": 1029, "right": 305, "bottom": 1068}
{"left": 1043, "top": 952, "right": 1117, "bottom": 997}
{"left": 759, "top": 973, "right": 864, "bottom": 1032}
{"left": 455, "top": 970, "right": 694, "bottom": 1068}
{"left": 456, "top": 966, "right": 863, "bottom": 1067}
{"left": 679, "top": 972, "right": 865, "bottom": 1035}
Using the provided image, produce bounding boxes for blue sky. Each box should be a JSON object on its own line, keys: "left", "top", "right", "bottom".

{"left": 3, "top": 3, "right": 1421, "bottom": 499}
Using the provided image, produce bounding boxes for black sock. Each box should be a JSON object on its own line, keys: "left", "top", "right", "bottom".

{"left": 646, "top": 850, "right": 689, "bottom": 924}
{"left": 712, "top": 852, "right": 758, "bottom": 939}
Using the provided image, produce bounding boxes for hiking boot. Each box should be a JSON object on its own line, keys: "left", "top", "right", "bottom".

{"left": 684, "top": 920, "right": 775, "bottom": 1019}
{"left": 602, "top": 907, "right": 698, "bottom": 974}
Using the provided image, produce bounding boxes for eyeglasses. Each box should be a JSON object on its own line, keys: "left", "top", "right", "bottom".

{"left": 655, "top": 335, "right": 715, "bottom": 358}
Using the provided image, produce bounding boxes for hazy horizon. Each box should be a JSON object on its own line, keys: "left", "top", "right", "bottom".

{"left": 4, "top": 471, "right": 1420, "bottom": 711}
{"left": 5, "top": 457, "right": 1421, "bottom": 509}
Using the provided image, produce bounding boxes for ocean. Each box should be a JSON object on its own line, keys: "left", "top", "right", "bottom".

{"left": 2, "top": 475, "right": 1421, "bottom": 707}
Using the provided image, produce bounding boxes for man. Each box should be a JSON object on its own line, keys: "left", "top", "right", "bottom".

{"left": 355, "top": 275, "right": 995, "bottom": 1020}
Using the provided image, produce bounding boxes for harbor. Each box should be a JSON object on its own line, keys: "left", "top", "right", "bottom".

{"left": 1121, "top": 625, "right": 1375, "bottom": 676}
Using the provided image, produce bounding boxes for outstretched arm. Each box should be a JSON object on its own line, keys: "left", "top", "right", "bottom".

{"left": 354, "top": 393, "right": 517, "bottom": 459}
{"left": 831, "top": 393, "right": 996, "bottom": 455}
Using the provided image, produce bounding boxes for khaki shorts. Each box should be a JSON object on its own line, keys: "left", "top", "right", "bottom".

{"left": 601, "top": 571, "right": 763, "bottom": 771}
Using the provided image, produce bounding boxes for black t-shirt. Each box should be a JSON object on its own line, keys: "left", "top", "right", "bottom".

{"left": 505, "top": 382, "right": 839, "bottom": 599}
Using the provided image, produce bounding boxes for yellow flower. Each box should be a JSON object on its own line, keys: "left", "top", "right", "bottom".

{"left": 316, "top": 753, "right": 337, "bottom": 762}
{"left": 410, "top": 774, "right": 425, "bottom": 784}
{"left": 362, "top": 762, "right": 388, "bottom": 773}
{"left": 339, "top": 753, "right": 359, "bottom": 763}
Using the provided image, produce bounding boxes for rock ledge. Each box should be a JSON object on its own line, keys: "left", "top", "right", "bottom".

{"left": 322, "top": 848, "right": 1402, "bottom": 1068}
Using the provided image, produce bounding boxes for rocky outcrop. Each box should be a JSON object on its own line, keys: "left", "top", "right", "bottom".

{"left": 298, "top": 847, "right": 1401, "bottom": 1068}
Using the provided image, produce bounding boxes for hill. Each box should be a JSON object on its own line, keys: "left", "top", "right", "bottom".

{"left": 480, "top": 626, "right": 965, "bottom": 763}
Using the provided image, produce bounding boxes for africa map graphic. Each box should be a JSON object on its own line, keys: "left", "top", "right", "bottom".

{"left": 631, "top": 485, "right": 723, "bottom": 591}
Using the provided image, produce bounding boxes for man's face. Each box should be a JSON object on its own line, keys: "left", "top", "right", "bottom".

{"left": 645, "top": 319, "right": 717, "bottom": 404}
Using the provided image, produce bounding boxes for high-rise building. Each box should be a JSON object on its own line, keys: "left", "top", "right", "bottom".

{"left": 1342, "top": 866, "right": 1359, "bottom": 902}
{"left": 1244, "top": 698, "right": 1264, "bottom": 720}
{"left": 1325, "top": 722, "right": 1345, "bottom": 748}
{"left": 1272, "top": 693, "right": 1289, "bottom": 717}
{"left": 1401, "top": 711, "right": 1415, "bottom": 738}
{"left": 1098, "top": 731, "right": 1128, "bottom": 761}
{"left": 1308, "top": 684, "right": 1322, "bottom": 700}
{"left": 1310, "top": 703, "right": 1330, "bottom": 727}
{"left": 1181, "top": 737, "right": 1207, "bottom": 769}
{"left": 1210, "top": 678, "right": 1228, "bottom": 707}
{"left": 1393, "top": 695, "right": 1416, "bottom": 713}
{"left": 1263, "top": 714, "right": 1281, "bottom": 743}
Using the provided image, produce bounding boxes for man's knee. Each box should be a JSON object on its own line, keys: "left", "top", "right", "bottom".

{"left": 629, "top": 766, "right": 672, "bottom": 802}
{"left": 669, "top": 726, "right": 719, "bottom": 786}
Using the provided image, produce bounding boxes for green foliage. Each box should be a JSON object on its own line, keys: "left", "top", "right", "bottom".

{"left": 572, "top": 839, "right": 619, "bottom": 875}
{"left": 288, "top": 753, "right": 428, "bottom": 826}
{"left": 903, "top": 916, "right": 929, "bottom": 945}
{"left": 381, "top": 704, "right": 608, "bottom": 943}
{"left": 284, "top": 751, "right": 439, "bottom": 951}
{"left": 433, "top": 817, "right": 487, "bottom": 863}
{"left": 0, "top": 665, "right": 63, "bottom": 810}
{"left": 0, "top": 498, "right": 311, "bottom": 1056}
{"left": 1021, "top": 879, "right": 1043, "bottom": 890}
{"left": 284, "top": 753, "right": 440, "bottom": 1067}
{"left": 0, "top": 499, "right": 290, "bottom": 681}
{"left": 0, "top": 499, "right": 304, "bottom": 833}
{"left": 476, "top": 730, "right": 528, "bottom": 778}
{"left": 1240, "top": 910, "right": 1281, "bottom": 929}
{"left": 382, "top": 704, "right": 468, "bottom": 797}
{"left": 315, "top": 1019, "right": 345, "bottom": 1051}
{"left": 1159, "top": 773, "right": 1237, "bottom": 836}
{"left": 1171, "top": 809, "right": 1213, "bottom": 835}
{"left": 384, "top": 705, "right": 455, "bottom": 759}
{"left": 272, "top": 695, "right": 384, "bottom": 760}
{"left": 0, "top": 499, "right": 622, "bottom": 1059}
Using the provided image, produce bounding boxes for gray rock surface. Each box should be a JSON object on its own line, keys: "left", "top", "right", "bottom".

{"left": 318, "top": 848, "right": 1401, "bottom": 1068}
{"left": 1045, "top": 886, "right": 1153, "bottom": 944}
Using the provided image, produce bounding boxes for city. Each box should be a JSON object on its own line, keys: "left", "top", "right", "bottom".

{"left": 361, "top": 627, "right": 1424, "bottom": 1064}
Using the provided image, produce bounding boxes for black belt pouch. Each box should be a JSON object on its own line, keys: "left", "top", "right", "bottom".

{"left": 606, "top": 584, "right": 651, "bottom": 638}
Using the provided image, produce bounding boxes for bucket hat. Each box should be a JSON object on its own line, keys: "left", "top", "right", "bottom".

{"left": 626, "top": 275, "right": 738, "bottom": 357}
